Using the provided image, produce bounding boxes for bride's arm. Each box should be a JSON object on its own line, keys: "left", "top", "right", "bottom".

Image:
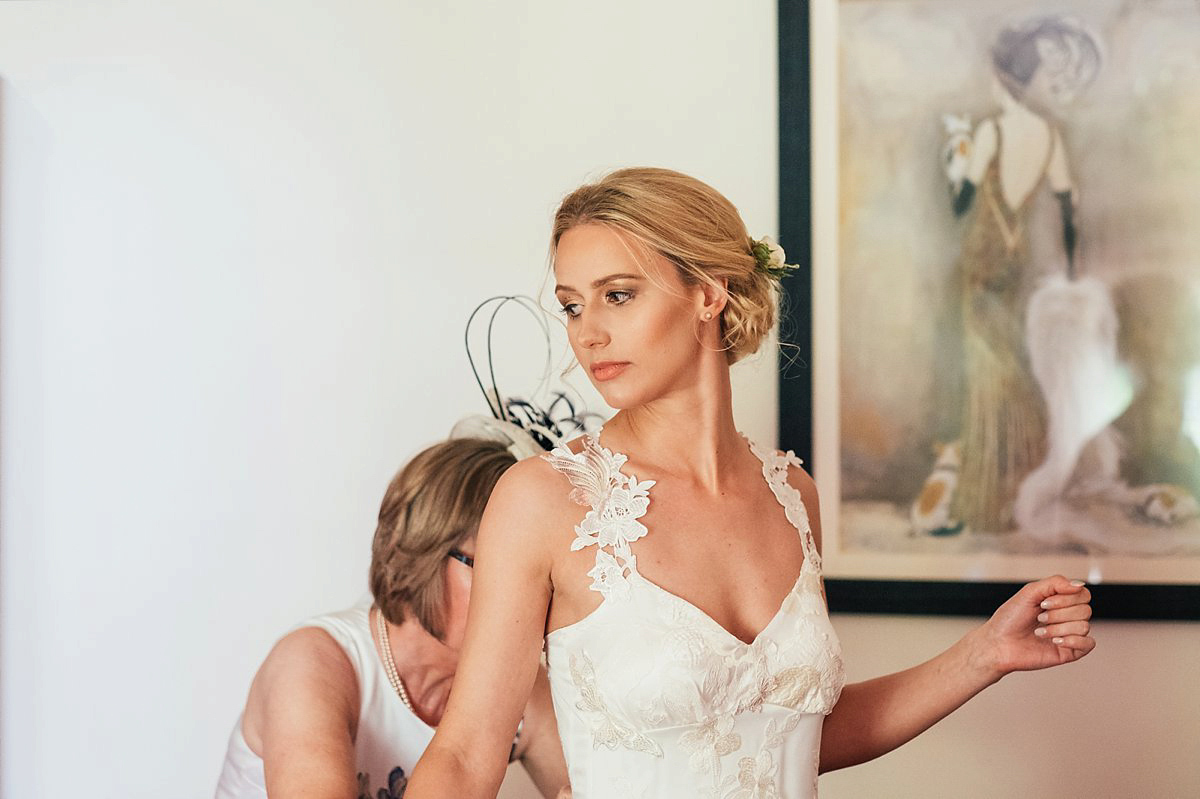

{"left": 789, "top": 471, "right": 1096, "bottom": 773}
{"left": 406, "top": 459, "right": 563, "bottom": 798}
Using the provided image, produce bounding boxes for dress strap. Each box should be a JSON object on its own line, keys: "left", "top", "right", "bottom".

{"left": 745, "top": 437, "right": 822, "bottom": 567}
{"left": 542, "top": 434, "right": 656, "bottom": 599}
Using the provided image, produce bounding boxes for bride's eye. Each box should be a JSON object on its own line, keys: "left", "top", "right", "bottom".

{"left": 559, "top": 302, "right": 582, "bottom": 319}
{"left": 606, "top": 289, "right": 634, "bottom": 305}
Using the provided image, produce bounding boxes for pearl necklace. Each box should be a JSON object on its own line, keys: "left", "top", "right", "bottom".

{"left": 374, "top": 607, "right": 416, "bottom": 715}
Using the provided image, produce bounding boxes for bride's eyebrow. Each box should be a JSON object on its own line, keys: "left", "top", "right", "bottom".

{"left": 555, "top": 273, "right": 644, "bottom": 293}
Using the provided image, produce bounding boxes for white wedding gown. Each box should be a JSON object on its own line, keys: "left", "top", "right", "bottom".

{"left": 543, "top": 433, "right": 845, "bottom": 798}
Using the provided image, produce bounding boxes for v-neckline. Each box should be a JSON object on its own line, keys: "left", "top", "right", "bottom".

{"left": 591, "top": 428, "right": 810, "bottom": 649}
{"left": 630, "top": 567, "right": 805, "bottom": 649}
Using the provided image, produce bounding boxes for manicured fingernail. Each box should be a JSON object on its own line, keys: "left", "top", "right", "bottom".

{"left": 1070, "top": 580, "right": 1085, "bottom": 587}
{"left": 1037, "top": 612, "right": 1048, "bottom": 623}
{"left": 1052, "top": 637, "right": 1064, "bottom": 645}
{"left": 1040, "top": 599, "right": 1051, "bottom": 609}
{"left": 1035, "top": 627, "right": 1047, "bottom": 637}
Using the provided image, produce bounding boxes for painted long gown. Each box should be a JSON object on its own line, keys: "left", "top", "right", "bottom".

{"left": 950, "top": 121, "right": 1051, "bottom": 532}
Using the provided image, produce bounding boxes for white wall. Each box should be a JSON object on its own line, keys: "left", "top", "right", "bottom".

{"left": 0, "top": 2, "right": 1195, "bottom": 797}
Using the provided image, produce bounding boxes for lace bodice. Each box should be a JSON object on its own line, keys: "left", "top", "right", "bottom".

{"left": 542, "top": 433, "right": 844, "bottom": 799}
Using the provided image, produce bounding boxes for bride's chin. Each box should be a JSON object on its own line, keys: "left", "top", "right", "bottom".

{"left": 594, "top": 383, "right": 650, "bottom": 411}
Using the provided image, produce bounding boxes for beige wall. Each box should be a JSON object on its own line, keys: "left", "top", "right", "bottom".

{"left": 822, "top": 615, "right": 1200, "bottom": 797}
{"left": 1, "top": 1, "right": 1195, "bottom": 797}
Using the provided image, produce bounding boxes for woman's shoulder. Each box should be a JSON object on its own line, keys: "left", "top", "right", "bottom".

{"left": 494, "top": 441, "right": 586, "bottom": 499}
{"left": 751, "top": 439, "right": 821, "bottom": 519}
{"left": 781, "top": 454, "right": 816, "bottom": 494}
{"left": 496, "top": 432, "right": 603, "bottom": 498}
{"left": 748, "top": 437, "right": 811, "bottom": 479}
{"left": 262, "top": 625, "right": 357, "bottom": 681}
{"left": 776, "top": 452, "right": 822, "bottom": 551}
{"left": 478, "top": 439, "right": 595, "bottom": 538}
{"left": 241, "top": 625, "right": 359, "bottom": 753}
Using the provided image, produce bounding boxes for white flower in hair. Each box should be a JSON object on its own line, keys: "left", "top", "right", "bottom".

{"left": 763, "top": 236, "right": 786, "bottom": 268}
{"left": 752, "top": 235, "right": 793, "bottom": 279}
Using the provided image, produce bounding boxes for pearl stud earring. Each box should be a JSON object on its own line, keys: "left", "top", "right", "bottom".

{"left": 703, "top": 311, "right": 713, "bottom": 320}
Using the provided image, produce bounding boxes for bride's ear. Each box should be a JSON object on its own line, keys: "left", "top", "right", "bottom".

{"left": 697, "top": 277, "right": 729, "bottom": 319}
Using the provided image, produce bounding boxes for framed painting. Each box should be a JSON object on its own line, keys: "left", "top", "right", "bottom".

{"left": 778, "top": 0, "right": 1200, "bottom": 619}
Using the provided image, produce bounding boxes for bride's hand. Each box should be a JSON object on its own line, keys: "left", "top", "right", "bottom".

{"left": 970, "top": 575, "right": 1095, "bottom": 679}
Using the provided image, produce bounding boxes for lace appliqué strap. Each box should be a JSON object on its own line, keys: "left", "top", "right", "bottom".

{"left": 746, "top": 439, "right": 821, "bottom": 568}
{"left": 542, "top": 435, "right": 655, "bottom": 598}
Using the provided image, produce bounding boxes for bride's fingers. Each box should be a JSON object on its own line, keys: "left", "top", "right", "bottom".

{"left": 1047, "top": 634, "right": 1096, "bottom": 656}
{"left": 1035, "top": 619, "right": 1091, "bottom": 640}
{"left": 1017, "top": 575, "right": 1087, "bottom": 610}
{"left": 1038, "top": 585, "right": 1091, "bottom": 611}
{"left": 1036, "top": 603, "right": 1092, "bottom": 626}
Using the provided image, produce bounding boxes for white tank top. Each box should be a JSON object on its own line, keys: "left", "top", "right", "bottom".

{"left": 542, "top": 433, "right": 845, "bottom": 798}
{"left": 214, "top": 596, "right": 434, "bottom": 799}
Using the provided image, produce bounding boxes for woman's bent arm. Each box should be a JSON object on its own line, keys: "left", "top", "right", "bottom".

{"left": 407, "top": 459, "right": 562, "bottom": 797}
{"left": 819, "top": 575, "right": 1092, "bottom": 772}
{"left": 242, "top": 628, "right": 360, "bottom": 798}
{"left": 788, "top": 469, "right": 1095, "bottom": 773}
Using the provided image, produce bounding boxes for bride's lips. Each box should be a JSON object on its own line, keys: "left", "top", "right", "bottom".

{"left": 590, "top": 361, "right": 630, "bottom": 382}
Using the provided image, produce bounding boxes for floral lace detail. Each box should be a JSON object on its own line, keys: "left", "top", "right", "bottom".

{"left": 569, "top": 652, "right": 664, "bottom": 757}
{"left": 672, "top": 632, "right": 834, "bottom": 796}
{"left": 680, "top": 714, "right": 743, "bottom": 777}
{"left": 543, "top": 434, "right": 655, "bottom": 599}
{"left": 722, "top": 714, "right": 802, "bottom": 799}
{"left": 681, "top": 709, "right": 805, "bottom": 798}
{"left": 745, "top": 438, "right": 821, "bottom": 568}
{"left": 544, "top": 433, "right": 844, "bottom": 795}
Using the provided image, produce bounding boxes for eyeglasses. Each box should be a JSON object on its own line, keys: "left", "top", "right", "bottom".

{"left": 448, "top": 548, "right": 474, "bottom": 569}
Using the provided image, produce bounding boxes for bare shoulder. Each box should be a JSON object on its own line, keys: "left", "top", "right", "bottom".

{"left": 475, "top": 446, "right": 589, "bottom": 571}
{"left": 485, "top": 450, "right": 583, "bottom": 523}
{"left": 974, "top": 116, "right": 998, "bottom": 143}
{"left": 494, "top": 450, "right": 573, "bottom": 497}
{"left": 972, "top": 117, "right": 1000, "bottom": 163}
{"left": 259, "top": 626, "right": 356, "bottom": 685}
{"left": 486, "top": 434, "right": 597, "bottom": 514}
{"left": 242, "top": 626, "right": 358, "bottom": 753}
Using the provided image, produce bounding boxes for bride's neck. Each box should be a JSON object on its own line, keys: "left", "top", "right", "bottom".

{"left": 605, "top": 358, "right": 745, "bottom": 487}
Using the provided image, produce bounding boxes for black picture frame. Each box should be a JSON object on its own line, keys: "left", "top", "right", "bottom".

{"left": 776, "top": 0, "right": 1200, "bottom": 620}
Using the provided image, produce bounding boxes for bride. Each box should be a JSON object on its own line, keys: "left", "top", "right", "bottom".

{"left": 407, "top": 167, "right": 1094, "bottom": 798}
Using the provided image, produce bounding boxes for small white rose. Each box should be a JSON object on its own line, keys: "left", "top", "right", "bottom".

{"left": 760, "top": 235, "right": 787, "bottom": 269}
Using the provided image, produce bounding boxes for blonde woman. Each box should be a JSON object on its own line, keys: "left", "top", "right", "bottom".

{"left": 408, "top": 168, "right": 1094, "bottom": 798}
{"left": 215, "top": 438, "right": 570, "bottom": 799}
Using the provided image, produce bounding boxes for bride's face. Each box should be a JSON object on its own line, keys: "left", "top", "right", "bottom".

{"left": 553, "top": 223, "right": 711, "bottom": 409}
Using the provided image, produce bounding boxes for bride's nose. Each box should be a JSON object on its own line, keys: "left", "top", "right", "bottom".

{"left": 577, "top": 311, "right": 610, "bottom": 349}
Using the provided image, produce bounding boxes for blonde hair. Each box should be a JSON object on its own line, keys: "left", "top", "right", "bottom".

{"left": 369, "top": 438, "right": 515, "bottom": 639}
{"left": 551, "top": 167, "right": 779, "bottom": 363}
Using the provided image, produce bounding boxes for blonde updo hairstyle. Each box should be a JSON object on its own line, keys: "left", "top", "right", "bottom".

{"left": 551, "top": 167, "right": 779, "bottom": 364}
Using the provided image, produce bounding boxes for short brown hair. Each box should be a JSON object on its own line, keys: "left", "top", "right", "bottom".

{"left": 551, "top": 167, "right": 779, "bottom": 363}
{"left": 369, "top": 438, "right": 515, "bottom": 639}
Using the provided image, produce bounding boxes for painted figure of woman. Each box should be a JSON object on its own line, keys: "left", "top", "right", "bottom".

{"left": 945, "top": 17, "right": 1101, "bottom": 532}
